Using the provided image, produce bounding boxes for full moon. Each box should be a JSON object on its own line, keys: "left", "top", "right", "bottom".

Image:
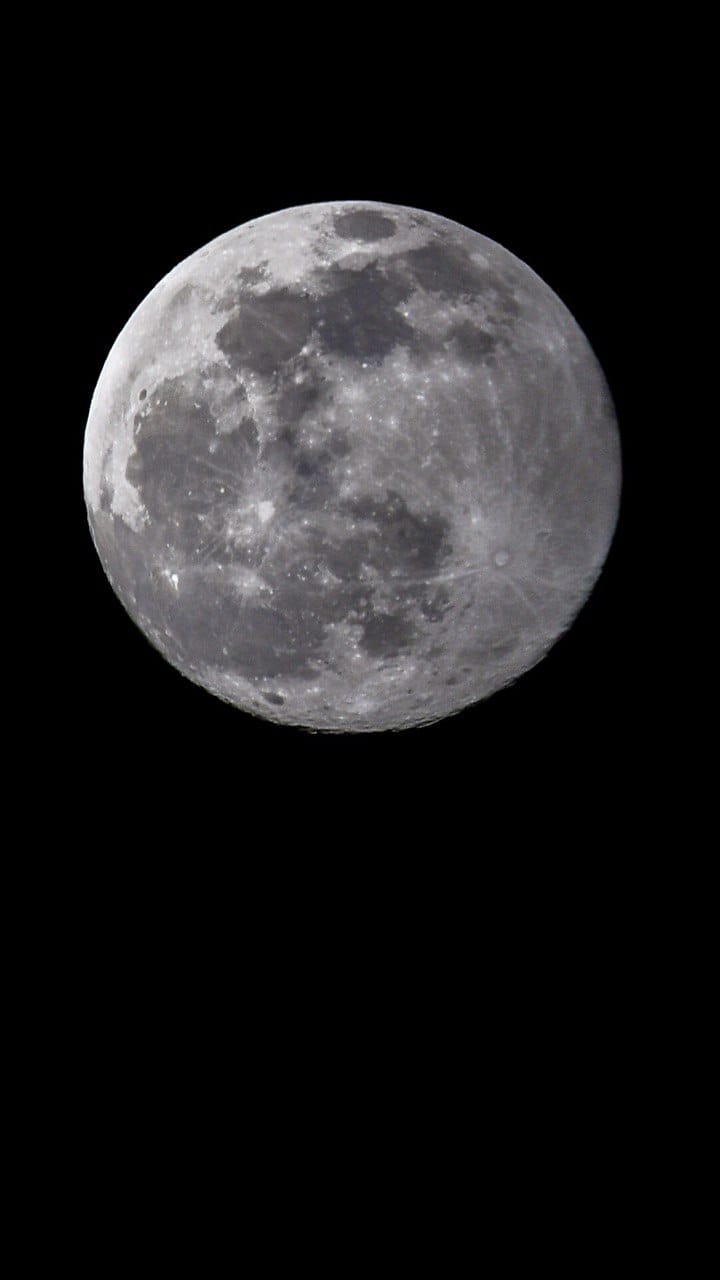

{"left": 84, "top": 201, "right": 621, "bottom": 731}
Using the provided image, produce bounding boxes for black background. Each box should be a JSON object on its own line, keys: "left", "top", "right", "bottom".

{"left": 18, "top": 24, "right": 687, "bottom": 1224}
{"left": 48, "top": 27, "right": 658, "bottom": 856}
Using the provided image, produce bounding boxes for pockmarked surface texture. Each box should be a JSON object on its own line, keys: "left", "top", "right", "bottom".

{"left": 84, "top": 201, "right": 621, "bottom": 731}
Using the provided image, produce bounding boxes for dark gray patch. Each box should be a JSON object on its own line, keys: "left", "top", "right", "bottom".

{"left": 359, "top": 611, "right": 416, "bottom": 658}
{"left": 402, "top": 239, "right": 485, "bottom": 298}
{"left": 293, "top": 447, "right": 334, "bottom": 480}
{"left": 420, "top": 586, "right": 451, "bottom": 622}
{"left": 216, "top": 289, "right": 315, "bottom": 376}
{"left": 216, "top": 258, "right": 419, "bottom": 375}
{"left": 235, "top": 415, "right": 259, "bottom": 450}
{"left": 138, "top": 388, "right": 147, "bottom": 400}
{"left": 339, "top": 490, "right": 452, "bottom": 574}
{"left": 126, "top": 377, "right": 259, "bottom": 559}
{"left": 333, "top": 210, "right": 397, "bottom": 242}
{"left": 313, "top": 261, "right": 415, "bottom": 361}
{"left": 98, "top": 475, "right": 113, "bottom": 513}
{"left": 213, "top": 262, "right": 270, "bottom": 311}
{"left": 177, "top": 588, "right": 326, "bottom": 679}
{"left": 275, "top": 561, "right": 374, "bottom": 632}
{"left": 274, "top": 379, "right": 323, "bottom": 422}
{"left": 261, "top": 421, "right": 336, "bottom": 506}
{"left": 236, "top": 263, "right": 268, "bottom": 288}
{"left": 262, "top": 691, "right": 285, "bottom": 705}
{"left": 402, "top": 238, "right": 520, "bottom": 315}
{"left": 328, "top": 431, "right": 351, "bottom": 458}
{"left": 272, "top": 360, "right": 328, "bottom": 426}
{"left": 320, "top": 534, "right": 370, "bottom": 581}
{"left": 447, "top": 319, "right": 498, "bottom": 360}
{"left": 287, "top": 458, "right": 335, "bottom": 506}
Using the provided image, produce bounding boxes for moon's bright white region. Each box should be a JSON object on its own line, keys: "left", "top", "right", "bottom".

{"left": 83, "top": 201, "right": 621, "bottom": 732}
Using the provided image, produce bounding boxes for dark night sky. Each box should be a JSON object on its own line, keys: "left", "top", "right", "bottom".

{"left": 44, "top": 28, "right": 662, "bottom": 854}
{"left": 17, "top": 27, "right": 687, "bottom": 1158}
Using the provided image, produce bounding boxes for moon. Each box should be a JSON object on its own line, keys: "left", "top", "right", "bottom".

{"left": 83, "top": 201, "right": 621, "bottom": 732}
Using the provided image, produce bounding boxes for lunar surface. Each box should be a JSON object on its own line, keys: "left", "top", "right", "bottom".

{"left": 84, "top": 201, "right": 621, "bottom": 731}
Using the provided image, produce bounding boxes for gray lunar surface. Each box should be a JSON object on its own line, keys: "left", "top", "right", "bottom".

{"left": 83, "top": 201, "right": 621, "bottom": 731}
